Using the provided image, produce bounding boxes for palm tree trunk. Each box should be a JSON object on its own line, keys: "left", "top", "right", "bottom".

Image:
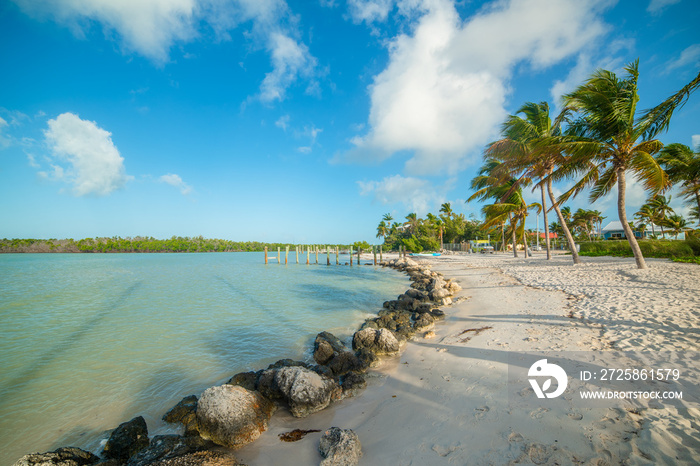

{"left": 509, "top": 213, "right": 518, "bottom": 258}
{"left": 547, "top": 178, "right": 581, "bottom": 264}
{"left": 522, "top": 222, "right": 530, "bottom": 258}
{"left": 617, "top": 169, "right": 647, "bottom": 269}
{"left": 540, "top": 184, "right": 551, "bottom": 260}
{"left": 501, "top": 223, "right": 505, "bottom": 253}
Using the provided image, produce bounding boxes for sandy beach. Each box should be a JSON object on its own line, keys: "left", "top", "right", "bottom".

{"left": 235, "top": 252, "right": 700, "bottom": 465}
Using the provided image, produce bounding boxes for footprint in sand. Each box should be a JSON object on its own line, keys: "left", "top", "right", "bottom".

{"left": 529, "top": 407, "right": 549, "bottom": 419}
{"left": 474, "top": 406, "right": 490, "bottom": 419}
{"left": 508, "top": 432, "right": 524, "bottom": 443}
{"left": 568, "top": 412, "right": 584, "bottom": 421}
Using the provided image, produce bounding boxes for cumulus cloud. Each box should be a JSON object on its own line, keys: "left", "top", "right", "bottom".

{"left": 160, "top": 173, "right": 193, "bottom": 195}
{"left": 345, "top": 0, "right": 610, "bottom": 175}
{"left": 358, "top": 174, "right": 445, "bottom": 214}
{"left": 43, "top": 112, "right": 131, "bottom": 196}
{"left": 275, "top": 114, "right": 290, "bottom": 131}
{"left": 12, "top": 0, "right": 320, "bottom": 102}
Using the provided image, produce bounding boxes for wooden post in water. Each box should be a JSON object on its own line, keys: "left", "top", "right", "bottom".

{"left": 380, "top": 245, "right": 383, "bottom": 262}
{"left": 373, "top": 246, "right": 377, "bottom": 265}
{"left": 285, "top": 246, "right": 289, "bottom": 265}
{"left": 336, "top": 246, "right": 339, "bottom": 265}
{"left": 326, "top": 246, "right": 330, "bottom": 266}
{"left": 357, "top": 247, "right": 361, "bottom": 266}
{"left": 315, "top": 246, "right": 319, "bottom": 264}
{"left": 264, "top": 246, "right": 268, "bottom": 264}
{"left": 350, "top": 246, "right": 353, "bottom": 266}
{"left": 277, "top": 247, "right": 281, "bottom": 264}
{"left": 306, "top": 246, "right": 310, "bottom": 265}
{"left": 296, "top": 246, "right": 299, "bottom": 264}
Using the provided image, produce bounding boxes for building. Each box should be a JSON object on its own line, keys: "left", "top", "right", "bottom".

{"left": 601, "top": 221, "right": 685, "bottom": 240}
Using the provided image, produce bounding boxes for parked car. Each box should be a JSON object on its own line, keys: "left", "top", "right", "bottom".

{"left": 481, "top": 245, "right": 494, "bottom": 254}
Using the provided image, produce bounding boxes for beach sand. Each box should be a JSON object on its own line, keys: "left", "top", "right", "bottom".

{"left": 235, "top": 253, "right": 700, "bottom": 465}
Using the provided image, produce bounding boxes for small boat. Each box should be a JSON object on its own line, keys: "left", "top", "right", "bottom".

{"left": 409, "top": 253, "right": 442, "bottom": 256}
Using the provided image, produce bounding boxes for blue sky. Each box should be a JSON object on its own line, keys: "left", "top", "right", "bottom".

{"left": 1, "top": 0, "right": 699, "bottom": 244}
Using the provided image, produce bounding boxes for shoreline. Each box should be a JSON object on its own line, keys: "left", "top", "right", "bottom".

{"left": 14, "top": 253, "right": 700, "bottom": 464}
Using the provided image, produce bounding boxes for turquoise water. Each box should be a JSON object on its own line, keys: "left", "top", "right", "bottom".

{"left": 0, "top": 252, "right": 408, "bottom": 464}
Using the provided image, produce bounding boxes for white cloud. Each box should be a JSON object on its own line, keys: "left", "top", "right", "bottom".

{"left": 297, "top": 124, "right": 322, "bottom": 153}
{"left": 692, "top": 134, "right": 700, "bottom": 149}
{"left": 260, "top": 33, "right": 318, "bottom": 102}
{"left": 43, "top": 112, "right": 131, "bottom": 196}
{"left": 665, "top": 44, "right": 700, "bottom": 73}
{"left": 12, "top": 0, "right": 198, "bottom": 64}
{"left": 358, "top": 174, "right": 445, "bottom": 214}
{"left": 0, "top": 116, "right": 9, "bottom": 148}
{"left": 647, "top": 0, "right": 681, "bottom": 13}
{"left": 275, "top": 114, "right": 290, "bottom": 131}
{"left": 346, "top": 0, "right": 610, "bottom": 176}
{"left": 159, "top": 173, "right": 193, "bottom": 195}
{"left": 13, "top": 0, "right": 320, "bottom": 102}
{"left": 348, "top": 0, "right": 395, "bottom": 24}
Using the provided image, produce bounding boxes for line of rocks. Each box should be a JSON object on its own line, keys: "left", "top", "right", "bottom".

{"left": 13, "top": 257, "right": 459, "bottom": 466}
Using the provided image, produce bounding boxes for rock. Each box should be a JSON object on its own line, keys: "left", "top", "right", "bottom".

{"left": 430, "top": 287, "right": 451, "bottom": 301}
{"left": 196, "top": 385, "right": 276, "bottom": 449}
{"left": 315, "top": 331, "right": 347, "bottom": 354}
{"left": 319, "top": 427, "right": 362, "bottom": 466}
{"left": 352, "top": 328, "right": 400, "bottom": 355}
{"left": 163, "top": 395, "right": 199, "bottom": 434}
{"left": 313, "top": 339, "right": 335, "bottom": 365}
{"left": 340, "top": 372, "right": 366, "bottom": 398}
{"left": 226, "top": 371, "right": 260, "bottom": 392}
{"left": 326, "top": 351, "right": 363, "bottom": 376}
{"left": 413, "top": 313, "right": 435, "bottom": 331}
{"left": 126, "top": 435, "right": 211, "bottom": 466}
{"left": 447, "top": 281, "right": 462, "bottom": 293}
{"left": 274, "top": 366, "right": 340, "bottom": 418}
{"left": 355, "top": 348, "right": 379, "bottom": 369}
{"left": 146, "top": 450, "right": 244, "bottom": 465}
{"left": 12, "top": 447, "right": 99, "bottom": 466}
{"left": 256, "top": 368, "right": 284, "bottom": 400}
{"left": 415, "top": 303, "right": 437, "bottom": 314}
{"left": 430, "top": 309, "right": 446, "bottom": 320}
{"left": 405, "top": 288, "right": 427, "bottom": 301}
{"left": 102, "top": 416, "right": 150, "bottom": 461}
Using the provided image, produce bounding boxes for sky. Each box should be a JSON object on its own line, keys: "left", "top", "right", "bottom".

{"left": 1, "top": 0, "right": 699, "bottom": 244}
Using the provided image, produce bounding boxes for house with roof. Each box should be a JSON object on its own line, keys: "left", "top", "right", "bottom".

{"left": 601, "top": 221, "right": 685, "bottom": 240}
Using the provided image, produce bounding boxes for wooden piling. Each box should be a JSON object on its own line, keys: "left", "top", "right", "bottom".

{"left": 264, "top": 246, "right": 268, "bottom": 264}
{"left": 336, "top": 246, "right": 339, "bottom": 265}
{"left": 326, "top": 246, "right": 330, "bottom": 266}
{"left": 277, "top": 247, "right": 281, "bottom": 265}
{"left": 315, "top": 246, "right": 318, "bottom": 264}
{"left": 358, "top": 248, "right": 362, "bottom": 266}
{"left": 285, "top": 246, "right": 289, "bottom": 265}
{"left": 373, "top": 246, "right": 377, "bottom": 266}
{"left": 296, "top": 246, "right": 299, "bottom": 264}
{"left": 380, "top": 245, "right": 383, "bottom": 262}
{"left": 350, "top": 246, "right": 353, "bottom": 266}
{"left": 306, "top": 246, "right": 310, "bottom": 265}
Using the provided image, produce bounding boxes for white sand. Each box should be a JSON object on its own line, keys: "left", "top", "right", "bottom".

{"left": 235, "top": 253, "right": 700, "bottom": 465}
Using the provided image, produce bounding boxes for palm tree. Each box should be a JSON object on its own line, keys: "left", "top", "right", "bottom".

{"left": 376, "top": 220, "right": 388, "bottom": 241}
{"left": 404, "top": 213, "right": 420, "bottom": 234}
{"left": 635, "top": 204, "right": 657, "bottom": 237}
{"left": 486, "top": 102, "right": 584, "bottom": 262}
{"left": 665, "top": 213, "right": 688, "bottom": 239}
{"left": 646, "top": 194, "right": 675, "bottom": 238}
{"left": 572, "top": 208, "right": 595, "bottom": 241}
{"left": 657, "top": 143, "right": 700, "bottom": 218}
{"left": 439, "top": 202, "right": 453, "bottom": 219}
{"left": 556, "top": 60, "right": 672, "bottom": 269}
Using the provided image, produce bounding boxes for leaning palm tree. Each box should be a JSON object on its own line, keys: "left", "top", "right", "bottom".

{"left": 657, "top": 143, "right": 700, "bottom": 217}
{"left": 646, "top": 194, "right": 675, "bottom": 238}
{"left": 634, "top": 204, "right": 657, "bottom": 237}
{"left": 556, "top": 60, "right": 672, "bottom": 269}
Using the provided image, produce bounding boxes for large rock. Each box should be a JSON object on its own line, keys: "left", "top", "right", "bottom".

{"left": 102, "top": 416, "right": 150, "bottom": 461}
{"left": 162, "top": 395, "right": 198, "bottom": 434}
{"left": 352, "top": 328, "right": 400, "bottom": 355}
{"left": 319, "top": 427, "right": 362, "bottom": 466}
{"left": 13, "top": 447, "right": 99, "bottom": 466}
{"left": 274, "top": 366, "right": 340, "bottom": 418}
{"left": 147, "top": 450, "right": 244, "bottom": 465}
{"left": 196, "top": 385, "right": 276, "bottom": 449}
{"left": 126, "top": 435, "right": 211, "bottom": 466}
{"left": 326, "top": 351, "right": 363, "bottom": 376}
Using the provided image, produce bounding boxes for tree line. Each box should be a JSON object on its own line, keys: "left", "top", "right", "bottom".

{"left": 0, "top": 237, "right": 351, "bottom": 254}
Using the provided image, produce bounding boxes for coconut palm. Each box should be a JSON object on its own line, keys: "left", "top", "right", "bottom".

{"left": 376, "top": 220, "right": 389, "bottom": 240}
{"left": 645, "top": 194, "right": 675, "bottom": 237}
{"left": 404, "top": 213, "right": 420, "bottom": 234}
{"left": 556, "top": 60, "right": 674, "bottom": 269}
{"left": 635, "top": 204, "right": 657, "bottom": 237}
{"left": 657, "top": 143, "right": 700, "bottom": 217}
{"left": 665, "top": 213, "right": 688, "bottom": 239}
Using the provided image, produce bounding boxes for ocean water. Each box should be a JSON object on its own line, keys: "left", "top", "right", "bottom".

{"left": 0, "top": 252, "right": 408, "bottom": 464}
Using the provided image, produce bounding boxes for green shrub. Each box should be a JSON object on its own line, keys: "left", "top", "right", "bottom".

{"left": 684, "top": 232, "right": 700, "bottom": 256}
{"left": 579, "top": 240, "right": 694, "bottom": 259}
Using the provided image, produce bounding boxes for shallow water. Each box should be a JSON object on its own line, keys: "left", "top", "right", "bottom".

{"left": 0, "top": 252, "right": 408, "bottom": 464}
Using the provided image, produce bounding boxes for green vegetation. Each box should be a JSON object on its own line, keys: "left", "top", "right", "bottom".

{"left": 466, "top": 61, "right": 700, "bottom": 268}
{"left": 579, "top": 240, "right": 694, "bottom": 259}
{"left": 0, "top": 237, "right": 355, "bottom": 254}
